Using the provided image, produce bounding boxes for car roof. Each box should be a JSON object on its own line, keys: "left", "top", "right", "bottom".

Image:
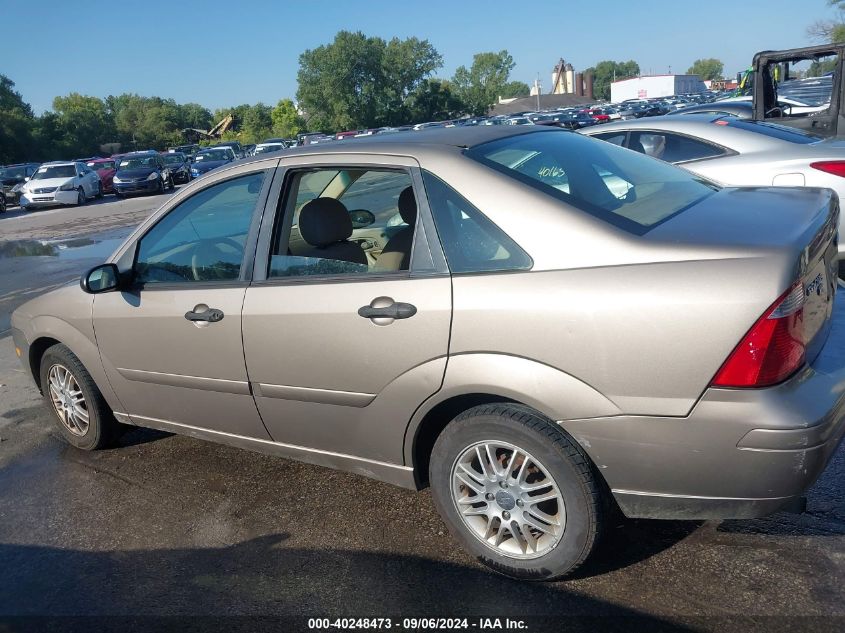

{"left": 236, "top": 126, "right": 557, "bottom": 167}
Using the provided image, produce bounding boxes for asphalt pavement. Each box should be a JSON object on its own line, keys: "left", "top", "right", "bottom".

{"left": 0, "top": 194, "right": 843, "bottom": 631}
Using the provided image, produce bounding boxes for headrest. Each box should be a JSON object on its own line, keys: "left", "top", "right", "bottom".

{"left": 299, "top": 198, "right": 353, "bottom": 247}
{"left": 398, "top": 186, "right": 417, "bottom": 225}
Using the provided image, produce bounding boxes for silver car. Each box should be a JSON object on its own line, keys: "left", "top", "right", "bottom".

{"left": 580, "top": 114, "right": 845, "bottom": 258}
{"left": 10, "top": 127, "right": 845, "bottom": 580}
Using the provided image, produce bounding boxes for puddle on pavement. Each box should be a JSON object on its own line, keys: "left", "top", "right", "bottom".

{"left": 0, "top": 232, "right": 129, "bottom": 261}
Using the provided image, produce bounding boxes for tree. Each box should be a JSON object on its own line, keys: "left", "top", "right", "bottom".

{"left": 807, "top": 1, "right": 845, "bottom": 43}
{"left": 406, "top": 79, "right": 464, "bottom": 123}
{"left": 583, "top": 60, "right": 640, "bottom": 101}
{"left": 687, "top": 58, "right": 724, "bottom": 82}
{"left": 297, "top": 30, "right": 442, "bottom": 131}
{"left": 451, "top": 50, "right": 516, "bottom": 116}
{"left": 0, "top": 75, "right": 35, "bottom": 163}
{"left": 499, "top": 80, "right": 531, "bottom": 99}
{"left": 271, "top": 99, "right": 304, "bottom": 138}
{"left": 241, "top": 103, "right": 273, "bottom": 143}
{"left": 52, "top": 93, "right": 115, "bottom": 156}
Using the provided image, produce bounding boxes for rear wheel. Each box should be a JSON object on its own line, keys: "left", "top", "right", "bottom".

{"left": 39, "top": 344, "right": 120, "bottom": 450}
{"left": 430, "top": 404, "right": 604, "bottom": 580}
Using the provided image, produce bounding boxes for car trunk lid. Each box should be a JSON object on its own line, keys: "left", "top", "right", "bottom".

{"left": 648, "top": 186, "right": 838, "bottom": 360}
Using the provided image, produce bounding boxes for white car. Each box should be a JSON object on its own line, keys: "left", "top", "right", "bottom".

{"left": 715, "top": 95, "right": 828, "bottom": 116}
{"left": 253, "top": 142, "right": 285, "bottom": 156}
{"left": 19, "top": 162, "right": 102, "bottom": 210}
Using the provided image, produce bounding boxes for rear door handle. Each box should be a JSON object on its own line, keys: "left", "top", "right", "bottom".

{"left": 185, "top": 307, "right": 224, "bottom": 323}
{"left": 358, "top": 297, "right": 417, "bottom": 323}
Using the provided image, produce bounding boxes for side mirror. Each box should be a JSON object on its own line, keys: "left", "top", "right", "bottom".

{"left": 349, "top": 209, "right": 376, "bottom": 229}
{"left": 24, "top": 176, "right": 30, "bottom": 182}
{"left": 80, "top": 263, "right": 121, "bottom": 294}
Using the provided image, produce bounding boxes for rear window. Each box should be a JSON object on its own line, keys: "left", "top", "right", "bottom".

{"left": 466, "top": 130, "right": 718, "bottom": 234}
{"left": 722, "top": 119, "right": 821, "bottom": 144}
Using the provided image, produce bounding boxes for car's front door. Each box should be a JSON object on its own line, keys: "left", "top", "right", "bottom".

{"left": 241, "top": 157, "right": 452, "bottom": 465}
{"left": 93, "top": 167, "right": 274, "bottom": 438}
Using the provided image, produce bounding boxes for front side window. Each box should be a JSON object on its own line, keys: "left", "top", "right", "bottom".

{"left": 628, "top": 132, "right": 726, "bottom": 163}
{"left": 422, "top": 171, "right": 531, "bottom": 274}
{"left": 466, "top": 130, "right": 718, "bottom": 234}
{"left": 268, "top": 168, "right": 417, "bottom": 278}
{"left": 135, "top": 172, "right": 265, "bottom": 284}
{"left": 593, "top": 132, "right": 626, "bottom": 146}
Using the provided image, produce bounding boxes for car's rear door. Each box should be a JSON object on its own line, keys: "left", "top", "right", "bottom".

{"left": 241, "top": 154, "right": 452, "bottom": 466}
{"left": 92, "top": 161, "right": 277, "bottom": 438}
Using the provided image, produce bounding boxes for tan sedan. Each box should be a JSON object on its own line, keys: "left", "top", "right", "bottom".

{"left": 11, "top": 126, "right": 845, "bottom": 579}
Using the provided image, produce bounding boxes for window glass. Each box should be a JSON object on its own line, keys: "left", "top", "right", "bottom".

{"left": 723, "top": 118, "right": 821, "bottom": 143}
{"left": 135, "top": 172, "right": 265, "bottom": 283}
{"left": 466, "top": 130, "right": 717, "bottom": 234}
{"left": 269, "top": 168, "right": 416, "bottom": 278}
{"left": 593, "top": 132, "right": 626, "bottom": 146}
{"left": 422, "top": 171, "right": 531, "bottom": 273}
{"left": 628, "top": 132, "right": 726, "bottom": 163}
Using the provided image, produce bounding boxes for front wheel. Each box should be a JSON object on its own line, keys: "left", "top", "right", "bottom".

{"left": 76, "top": 188, "right": 86, "bottom": 206}
{"left": 39, "top": 344, "right": 121, "bottom": 450}
{"left": 429, "top": 404, "right": 604, "bottom": 580}
{"left": 95, "top": 182, "right": 103, "bottom": 199}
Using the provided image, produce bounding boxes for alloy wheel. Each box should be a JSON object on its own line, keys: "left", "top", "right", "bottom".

{"left": 47, "top": 364, "right": 90, "bottom": 436}
{"left": 451, "top": 440, "right": 565, "bottom": 559}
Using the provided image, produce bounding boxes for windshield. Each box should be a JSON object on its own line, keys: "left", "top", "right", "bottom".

{"left": 0, "top": 166, "right": 27, "bottom": 179}
{"left": 162, "top": 153, "right": 186, "bottom": 164}
{"left": 195, "top": 151, "right": 229, "bottom": 162}
{"left": 32, "top": 165, "right": 76, "bottom": 180}
{"left": 119, "top": 156, "right": 159, "bottom": 170}
{"left": 255, "top": 144, "right": 283, "bottom": 154}
{"left": 466, "top": 130, "right": 718, "bottom": 234}
{"left": 87, "top": 161, "right": 115, "bottom": 170}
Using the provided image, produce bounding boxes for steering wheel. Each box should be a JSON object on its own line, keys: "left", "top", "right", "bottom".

{"left": 191, "top": 237, "right": 243, "bottom": 281}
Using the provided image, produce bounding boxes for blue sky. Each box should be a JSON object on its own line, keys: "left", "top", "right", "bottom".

{"left": 2, "top": 0, "right": 834, "bottom": 113}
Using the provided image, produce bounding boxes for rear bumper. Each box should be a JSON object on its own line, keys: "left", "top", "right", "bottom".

{"left": 563, "top": 299, "right": 845, "bottom": 520}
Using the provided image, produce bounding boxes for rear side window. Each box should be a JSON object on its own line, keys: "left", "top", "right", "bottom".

{"left": 422, "top": 171, "right": 531, "bottom": 273}
{"left": 593, "top": 132, "right": 626, "bottom": 146}
{"left": 466, "top": 130, "right": 718, "bottom": 234}
{"left": 628, "top": 132, "right": 726, "bottom": 163}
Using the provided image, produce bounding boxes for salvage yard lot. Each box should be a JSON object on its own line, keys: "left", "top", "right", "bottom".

{"left": 0, "top": 195, "right": 844, "bottom": 628}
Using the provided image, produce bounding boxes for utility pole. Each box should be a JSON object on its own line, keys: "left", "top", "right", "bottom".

{"left": 534, "top": 75, "right": 541, "bottom": 111}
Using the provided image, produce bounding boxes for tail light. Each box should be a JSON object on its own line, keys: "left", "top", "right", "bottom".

{"left": 810, "top": 161, "right": 845, "bottom": 178}
{"left": 711, "top": 282, "right": 805, "bottom": 388}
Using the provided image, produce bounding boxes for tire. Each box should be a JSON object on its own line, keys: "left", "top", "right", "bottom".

{"left": 76, "top": 188, "right": 86, "bottom": 206}
{"left": 157, "top": 176, "right": 165, "bottom": 194}
{"left": 429, "top": 404, "right": 603, "bottom": 580}
{"left": 39, "top": 344, "right": 120, "bottom": 451}
{"left": 0, "top": 195, "right": 5, "bottom": 213}
{"left": 95, "top": 182, "right": 103, "bottom": 199}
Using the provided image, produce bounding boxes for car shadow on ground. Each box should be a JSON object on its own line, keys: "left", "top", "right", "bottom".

{"left": 0, "top": 534, "right": 694, "bottom": 631}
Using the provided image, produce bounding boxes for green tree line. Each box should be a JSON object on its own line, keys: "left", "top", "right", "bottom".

{"left": 3, "top": 30, "right": 656, "bottom": 164}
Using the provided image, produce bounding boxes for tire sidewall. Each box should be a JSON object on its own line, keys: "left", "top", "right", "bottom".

{"left": 430, "top": 412, "right": 596, "bottom": 580}
{"left": 39, "top": 347, "right": 106, "bottom": 451}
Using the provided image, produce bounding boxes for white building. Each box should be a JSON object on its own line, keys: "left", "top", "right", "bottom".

{"left": 610, "top": 74, "right": 705, "bottom": 102}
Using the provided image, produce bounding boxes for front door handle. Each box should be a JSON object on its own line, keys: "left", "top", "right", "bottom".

{"left": 358, "top": 297, "right": 417, "bottom": 324}
{"left": 185, "top": 306, "right": 224, "bottom": 323}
